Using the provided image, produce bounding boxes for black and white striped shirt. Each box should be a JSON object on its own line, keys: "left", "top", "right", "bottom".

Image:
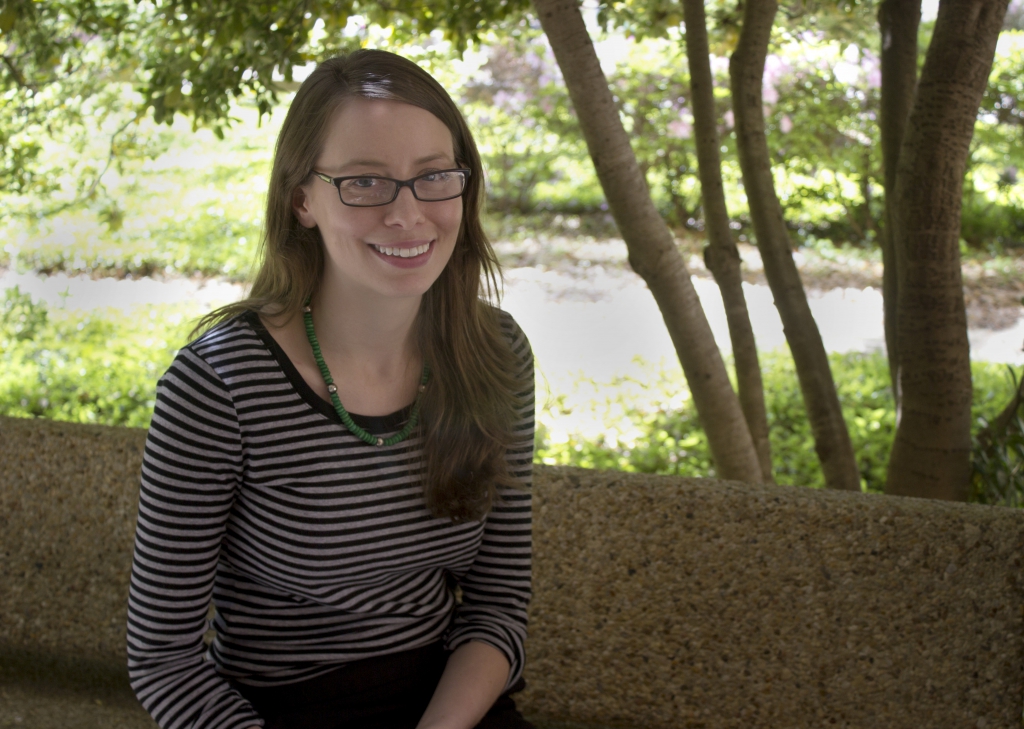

{"left": 127, "top": 310, "right": 534, "bottom": 729}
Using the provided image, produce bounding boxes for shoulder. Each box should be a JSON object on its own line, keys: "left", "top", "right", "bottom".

{"left": 183, "top": 311, "right": 277, "bottom": 377}
{"left": 165, "top": 312, "right": 268, "bottom": 386}
{"left": 485, "top": 307, "right": 533, "bottom": 394}
{"left": 187, "top": 311, "right": 263, "bottom": 360}
{"left": 489, "top": 306, "right": 533, "bottom": 368}
{"left": 488, "top": 305, "right": 529, "bottom": 351}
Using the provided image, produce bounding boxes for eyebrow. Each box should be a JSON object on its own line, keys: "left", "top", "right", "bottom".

{"left": 335, "top": 152, "right": 454, "bottom": 171}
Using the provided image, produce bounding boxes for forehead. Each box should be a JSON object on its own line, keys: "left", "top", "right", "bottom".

{"left": 317, "top": 97, "right": 456, "bottom": 171}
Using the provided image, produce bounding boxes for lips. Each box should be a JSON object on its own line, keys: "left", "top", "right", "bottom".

{"left": 368, "top": 240, "right": 434, "bottom": 268}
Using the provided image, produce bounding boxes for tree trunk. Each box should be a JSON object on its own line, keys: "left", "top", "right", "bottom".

{"left": 729, "top": 0, "right": 861, "bottom": 491}
{"left": 878, "top": 0, "right": 921, "bottom": 402}
{"left": 682, "top": 0, "right": 773, "bottom": 481}
{"left": 885, "top": 0, "right": 1009, "bottom": 500}
{"left": 532, "top": 0, "right": 763, "bottom": 484}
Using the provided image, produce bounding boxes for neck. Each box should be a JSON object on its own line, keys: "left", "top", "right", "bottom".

{"left": 310, "top": 278, "right": 422, "bottom": 376}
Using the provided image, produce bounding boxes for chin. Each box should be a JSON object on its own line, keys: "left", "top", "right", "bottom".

{"left": 375, "top": 276, "right": 442, "bottom": 301}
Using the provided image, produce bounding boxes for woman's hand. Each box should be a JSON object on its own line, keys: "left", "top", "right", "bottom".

{"left": 415, "top": 641, "right": 510, "bottom": 729}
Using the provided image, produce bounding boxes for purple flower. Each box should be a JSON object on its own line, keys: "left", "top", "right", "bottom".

{"left": 668, "top": 113, "right": 693, "bottom": 139}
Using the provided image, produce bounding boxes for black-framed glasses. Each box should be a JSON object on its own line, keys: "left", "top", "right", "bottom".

{"left": 312, "top": 168, "right": 471, "bottom": 207}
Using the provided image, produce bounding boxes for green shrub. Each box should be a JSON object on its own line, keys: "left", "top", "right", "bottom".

{"left": 761, "top": 351, "right": 896, "bottom": 491}
{"left": 971, "top": 366, "right": 1024, "bottom": 507}
{"left": 537, "top": 351, "right": 1017, "bottom": 495}
{"left": 960, "top": 193, "right": 1024, "bottom": 254}
{"left": 0, "top": 288, "right": 190, "bottom": 427}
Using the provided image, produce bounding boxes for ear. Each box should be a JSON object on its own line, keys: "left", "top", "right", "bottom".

{"left": 292, "top": 185, "right": 317, "bottom": 229}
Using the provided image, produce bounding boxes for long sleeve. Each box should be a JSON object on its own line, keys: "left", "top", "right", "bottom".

{"left": 127, "top": 345, "right": 261, "bottom": 729}
{"left": 127, "top": 311, "right": 535, "bottom": 721}
{"left": 444, "top": 314, "right": 535, "bottom": 689}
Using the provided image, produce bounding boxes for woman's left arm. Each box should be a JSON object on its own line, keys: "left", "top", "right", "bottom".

{"left": 436, "top": 312, "right": 535, "bottom": 727}
{"left": 416, "top": 641, "right": 511, "bottom": 729}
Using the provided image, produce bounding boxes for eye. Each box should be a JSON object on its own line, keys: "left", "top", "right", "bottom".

{"left": 419, "top": 171, "right": 451, "bottom": 183}
{"left": 344, "top": 176, "right": 384, "bottom": 189}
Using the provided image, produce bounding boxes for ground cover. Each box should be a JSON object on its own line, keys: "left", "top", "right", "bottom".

{"left": 2, "top": 283, "right": 1019, "bottom": 502}
{"left": 1, "top": 288, "right": 191, "bottom": 428}
{"left": 534, "top": 349, "right": 1019, "bottom": 497}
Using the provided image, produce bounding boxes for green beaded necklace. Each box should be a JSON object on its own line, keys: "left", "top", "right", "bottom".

{"left": 303, "top": 301, "right": 429, "bottom": 447}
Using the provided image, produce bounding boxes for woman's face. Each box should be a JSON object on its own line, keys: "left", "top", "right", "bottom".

{"left": 293, "top": 97, "right": 463, "bottom": 303}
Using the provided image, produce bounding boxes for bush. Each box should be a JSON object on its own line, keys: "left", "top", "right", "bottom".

{"left": 971, "top": 367, "right": 1024, "bottom": 507}
{"left": 960, "top": 194, "right": 1024, "bottom": 253}
{"left": 0, "top": 288, "right": 190, "bottom": 427}
{"left": 537, "top": 351, "right": 1017, "bottom": 495}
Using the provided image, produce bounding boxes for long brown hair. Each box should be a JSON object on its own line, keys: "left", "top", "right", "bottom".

{"left": 193, "top": 50, "right": 524, "bottom": 521}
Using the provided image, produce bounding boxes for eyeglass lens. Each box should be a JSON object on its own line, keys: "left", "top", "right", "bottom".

{"left": 337, "top": 171, "right": 466, "bottom": 206}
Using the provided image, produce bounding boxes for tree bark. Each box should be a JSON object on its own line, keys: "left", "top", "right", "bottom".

{"left": 878, "top": 0, "right": 921, "bottom": 402}
{"left": 682, "top": 0, "right": 772, "bottom": 481}
{"left": 730, "top": 0, "right": 861, "bottom": 491}
{"left": 532, "top": 0, "right": 763, "bottom": 484}
{"left": 885, "top": 0, "right": 1009, "bottom": 500}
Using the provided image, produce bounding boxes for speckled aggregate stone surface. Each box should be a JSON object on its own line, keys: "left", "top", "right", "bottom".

{"left": 517, "top": 469, "right": 1024, "bottom": 729}
{"left": 0, "top": 648, "right": 156, "bottom": 728}
{"left": 0, "top": 685, "right": 157, "bottom": 729}
{"left": 1, "top": 417, "right": 145, "bottom": 662}
{"left": 2, "top": 416, "right": 1023, "bottom": 729}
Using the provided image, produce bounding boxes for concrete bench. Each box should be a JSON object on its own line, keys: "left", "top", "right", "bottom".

{"left": 2, "top": 415, "right": 1022, "bottom": 728}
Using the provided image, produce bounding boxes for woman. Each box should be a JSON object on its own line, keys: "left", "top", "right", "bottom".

{"left": 127, "top": 50, "right": 535, "bottom": 729}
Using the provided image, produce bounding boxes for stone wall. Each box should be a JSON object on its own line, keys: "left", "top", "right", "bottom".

{"left": 2, "top": 415, "right": 1023, "bottom": 728}
{"left": 2, "top": 416, "right": 144, "bottom": 661}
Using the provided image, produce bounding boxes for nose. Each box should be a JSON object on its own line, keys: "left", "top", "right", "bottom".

{"left": 382, "top": 185, "right": 426, "bottom": 228}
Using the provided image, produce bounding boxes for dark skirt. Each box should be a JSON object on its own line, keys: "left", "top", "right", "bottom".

{"left": 232, "top": 642, "right": 534, "bottom": 729}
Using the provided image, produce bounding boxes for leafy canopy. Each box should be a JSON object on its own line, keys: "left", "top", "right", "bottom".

{"left": 0, "top": 0, "right": 530, "bottom": 217}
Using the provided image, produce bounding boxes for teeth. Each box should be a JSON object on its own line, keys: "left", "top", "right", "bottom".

{"left": 374, "top": 243, "right": 430, "bottom": 258}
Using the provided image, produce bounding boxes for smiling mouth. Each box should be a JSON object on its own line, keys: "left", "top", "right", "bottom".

{"left": 371, "top": 243, "right": 431, "bottom": 258}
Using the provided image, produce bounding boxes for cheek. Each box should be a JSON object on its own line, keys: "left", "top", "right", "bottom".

{"left": 320, "top": 206, "right": 375, "bottom": 239}
{"left": 440, "top": 200, "right": 464, "bottom": 237}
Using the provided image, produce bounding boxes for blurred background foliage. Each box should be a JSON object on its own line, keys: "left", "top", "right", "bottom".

{"left": 971, "top": 375, "right": 1024, "bottom": 508}
{"left": 535, "top": 348, "right": 1019, "bottom": 498}
{"left": 4, "top": 283, "right": 1016, "bottom": 499}
{"left": 4, "top": 2, "right": 1024, "bottom": 258}
{"left": 2, "top": 0, "right": 1023, "bottom": 504}
{"left": 0, "top": 286, "right": 190, "bottom": 428}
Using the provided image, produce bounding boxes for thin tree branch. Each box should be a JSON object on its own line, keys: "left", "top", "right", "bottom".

{"left": 38, "top": 114, "right": 137, "bottom": 218}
